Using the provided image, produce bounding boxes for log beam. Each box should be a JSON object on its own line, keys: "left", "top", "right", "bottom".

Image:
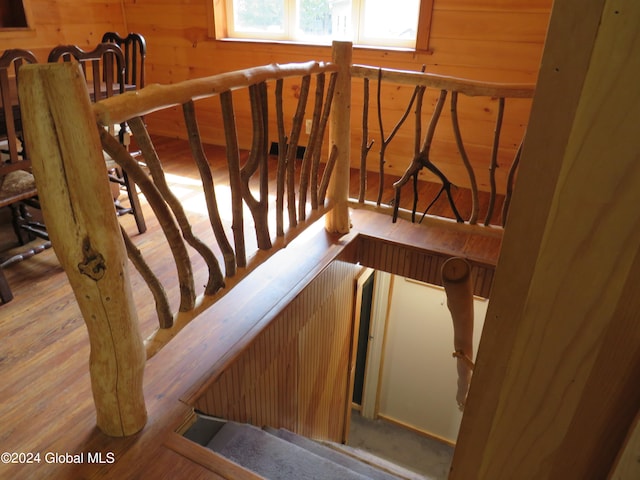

{"left": 19, "top": 62, "right": 147, "bottom": 437}
{"left": 325, "top": 41, "right": 352, "bottom": 234}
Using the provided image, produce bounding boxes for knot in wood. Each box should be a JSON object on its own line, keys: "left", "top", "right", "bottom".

{"left": 78, "top": 237, "right": 106, "bottom": 281}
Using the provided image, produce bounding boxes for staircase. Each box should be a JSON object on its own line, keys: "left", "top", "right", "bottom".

{"left": 186, "top": 418, "right": 431, "bottom": 480}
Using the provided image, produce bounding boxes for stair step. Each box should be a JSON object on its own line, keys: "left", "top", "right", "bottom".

{"left": 206, "top": 422, "right": 370, "bottom": 480}
{"left": 322, "top": 441, "right": 432, "bottom": 480}
{"left": 264, "top": 426, "right": 405, "bottom": 480}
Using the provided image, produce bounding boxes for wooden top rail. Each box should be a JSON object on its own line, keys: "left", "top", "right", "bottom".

{"left": 94, "top": 60, "right": 338, "bottom": 125}
{"left": 352, "top": 64, "right": 535, "bottom": 98}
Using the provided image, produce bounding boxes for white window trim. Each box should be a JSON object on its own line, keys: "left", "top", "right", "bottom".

{"left": 208, "top": 0, "right": 434, "bottom": 53}
{"left": 221, "top": 0, "right": 424, "bottom": 49}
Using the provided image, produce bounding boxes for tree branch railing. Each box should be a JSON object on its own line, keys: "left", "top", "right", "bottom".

{"left": 18, "top": 41, "right": 532, "bottom": 438}
{"left": 96, "top": 60, "right": 341, "bottom": 345}
{"left": 351, "top": 65, "right": 535, "bottom": 228}
{"left": 19, "top": 54, "right": 345, "bottom": 436}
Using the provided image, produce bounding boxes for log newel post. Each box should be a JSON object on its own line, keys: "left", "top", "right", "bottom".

{"left": 441, "top": 257, "right": 474, "bottom": 410}
{"left": 325, "top": 40, "right": 352, "bottom": 234}
{"left": 19, "top": 62, "right": 147, "bottom": 437}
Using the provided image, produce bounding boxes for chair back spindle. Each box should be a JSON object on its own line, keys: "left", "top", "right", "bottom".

{"left": 101, "top": 32, "right": 146, "bottom": 89}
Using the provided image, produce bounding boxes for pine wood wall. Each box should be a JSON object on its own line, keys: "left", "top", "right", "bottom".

{"left": 1, "top": 0, "right": 551, "bottom": 190}
{"left": 0, "top": 0, "right": 126, "bottom": 61}
{"left": 194, "top": 260, "right": 361, "bottom": 441}
{"left": 119, "top": 0, "right": 551, "bottom": 192}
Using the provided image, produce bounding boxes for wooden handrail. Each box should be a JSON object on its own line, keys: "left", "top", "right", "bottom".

{"left": 94, "top": 60, "right": 338, "bottom": 125}
{"left": 352, "top": 64, "right": 535, "bottom": 98}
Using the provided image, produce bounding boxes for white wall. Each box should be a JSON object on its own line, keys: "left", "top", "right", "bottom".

{"left": 377, "top": 275, "right": 488, "bottom": 443}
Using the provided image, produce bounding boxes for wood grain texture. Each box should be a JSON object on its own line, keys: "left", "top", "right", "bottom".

{"left": 193, "top": 260, "right": 360, "bottom": 443}
{"left": 19, "top": 62, "right": 147, "bottom": 437}
{"left": 122, "top": 0, "right": 551, "bottom": 189}
{"left": 452, "top": 1, "right": 640, "bottom": 478}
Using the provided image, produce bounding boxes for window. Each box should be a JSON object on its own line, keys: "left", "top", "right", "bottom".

{"left": 0, "top": 0, "right": 29, "bottom": 29}
{"left": 217, "top": 0, "right": 432, "bottom": 50}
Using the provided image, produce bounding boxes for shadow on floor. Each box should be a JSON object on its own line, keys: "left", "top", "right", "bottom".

{"left": 348, "top": 412, "right": 454, "bottom": 480}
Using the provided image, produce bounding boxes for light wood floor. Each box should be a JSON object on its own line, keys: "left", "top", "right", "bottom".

{"left": 0, "top": 136, "right": 502, "bottom": 479}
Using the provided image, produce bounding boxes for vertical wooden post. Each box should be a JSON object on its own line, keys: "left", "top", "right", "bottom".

{"left": 452, "top": 0, "right": 640, "bottom": 477}
{"left": 325, "top": 41, "right": 352, "bottom": 234}
{"left": 441, "top": 257, "right": 474, "bottom": 410}
{"left": 19, "top": 62, "right": 147, "bottom": 437}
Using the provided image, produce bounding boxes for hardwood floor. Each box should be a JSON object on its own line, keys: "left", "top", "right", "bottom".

{"left": 0, "top": 136, "right": 502, "bottom": 479}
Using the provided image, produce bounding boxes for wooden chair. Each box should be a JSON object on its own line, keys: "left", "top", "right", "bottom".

{"left": 101, "top": 32, "right": 147, "bottom": 164}
{"left": 0, "top": 49, "right": 51, "bottom": 304}
{"left": 101, "top": 32, "right": 146, "bottom": 90}
{"left": 48, "top": 43, "right": 146, "bottom": 234}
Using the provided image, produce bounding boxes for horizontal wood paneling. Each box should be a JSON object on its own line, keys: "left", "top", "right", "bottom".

{"left": 121, "top": 0, "right": 551, "bottom": 192}
{"left": 1, "top": 0, "right": 125, "bottom": 56}
{"left": 356, "top": 235, "right": 495, "bottom": 298}
{"left": 194, "top": 260, "right": 360, "bottom": 442}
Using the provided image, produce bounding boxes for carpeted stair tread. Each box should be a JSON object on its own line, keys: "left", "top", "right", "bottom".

{"left": 206, "top": 422, "right": 370, "bottom": 480}
{"left": 321, "top": 441, "right": 432, "bottom": 480}
{"left": 264, "top": 426, "right": 404, "bottom": 480}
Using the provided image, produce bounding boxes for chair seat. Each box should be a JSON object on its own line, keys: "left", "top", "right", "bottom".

{"left": 0, "top": 169, "right": 37, "bottom": 205}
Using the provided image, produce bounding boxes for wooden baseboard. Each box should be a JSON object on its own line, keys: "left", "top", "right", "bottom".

{"left": 376, "top": 413, "right": 456, "bottom": 448}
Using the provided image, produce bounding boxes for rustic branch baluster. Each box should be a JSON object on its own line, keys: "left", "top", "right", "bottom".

{"left": 484, "top": 97, "right": 505, "bottom": 226}
{"left": 318, "top": 145, "right": 338, "bottom": 205}
{"left": 298, "top": 73, "right": 324, "bottom": 220}
{"left": 375, "top": 68, "right": 422, "bottom": 206}
{"left": 129, "top": 115, "right": 225, "bottom": 297}
{"left": 310, "top": 72, "right": 337, "bottom": 211}
{"left": 101, "top": 129, "right": 197, "bottom": 312}
{"left": 358, "top": 77, "right": 374, "bottom": 203}
{"left": 411, "top": 85, "right": 427, "bottom": 222}
{"left": 275, "top": 79, "right": 287, "bottom": 237}
{"left": 241, "top": 82, "right": 271, "bottom": 250}
{"left": 183, "top": 100, "right": 237, "bottom": 277}
{"left": 286, "top": 75, "right": 311, "bottom": 228}
{"left": 393, "top": 89, "right": 463, "bottom": 224}
{"left": 501, "top": 137, "right": 523, "bottom": 227}
{"left": 451, "top": 91, "right": 479, "bottom": 224}
{"left": 120, "top": 225, "right": 173, "bottom": 329}
{"left": 220, "top": 90, "right": 247, "bottom": 267}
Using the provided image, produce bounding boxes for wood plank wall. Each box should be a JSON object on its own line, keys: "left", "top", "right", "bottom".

{"left": 356, "top": 235, "right": 494, "bottom": 298}
{"left": 193, "top": 259, "right": 361, "bottom": 442}
{"left": 119, "top": 0, "right": 552, "bottom": 191}
{"left": 0, "top": 0, "right": 126, "bottom": 61}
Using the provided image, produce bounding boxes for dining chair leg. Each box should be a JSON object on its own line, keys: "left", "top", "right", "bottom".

{"left": 10, "top": 203, "right": 34, "bottom": 245}
{"left": 0, "top": 268, "right": 13, "bottom": 304}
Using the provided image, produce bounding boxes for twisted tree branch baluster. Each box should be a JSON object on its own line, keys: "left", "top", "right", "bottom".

{"left": 219, "top": 90, "right": 247, "bottom": 268}
{"left": 375, "top": 66, "right": 424, "bottom": 206}
{"left": 451, "top": 91, "right": 479, "bottom": 224}
{"left": 101, "top": 127, "right": 197, "bottom": 312}
{"left": 392, "top": 89, "right": 464, "bottom": 224}
{"left": 183, "top": 100, "right": 236, "bottom": 278}
{"left": 359, "top": 77, "right": 374, "bottom": 203}
{"left": 501, "top": 136, "right": 524, "bottom": 227}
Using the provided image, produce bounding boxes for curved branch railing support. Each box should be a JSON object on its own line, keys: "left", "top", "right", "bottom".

{"left": 353, "top": 64, "right": 535, "bottom": 228}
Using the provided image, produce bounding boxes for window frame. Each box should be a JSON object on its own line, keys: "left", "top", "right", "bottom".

{"left": 207, "top": 0, "right": 434, "bottom": 52}
{"left": 0, "top": 0, "right": 35, "bottom": 38}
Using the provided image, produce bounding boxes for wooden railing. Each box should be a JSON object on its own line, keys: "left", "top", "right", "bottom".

{"left": 18, "top": 41, "right": 534, "bottom": 438}
{"left": 19, "top": 51, "right": 346, "bottom": 437}
{"left": 96, "top": 61, "right": 341, "bottom": 334}
{"left": 352, "top": 65, "right": 535, "bottom": 228}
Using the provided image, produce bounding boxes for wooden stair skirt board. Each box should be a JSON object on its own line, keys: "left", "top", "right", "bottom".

{"left": 186, "top": 418, "right": 428, "bottom": 480}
